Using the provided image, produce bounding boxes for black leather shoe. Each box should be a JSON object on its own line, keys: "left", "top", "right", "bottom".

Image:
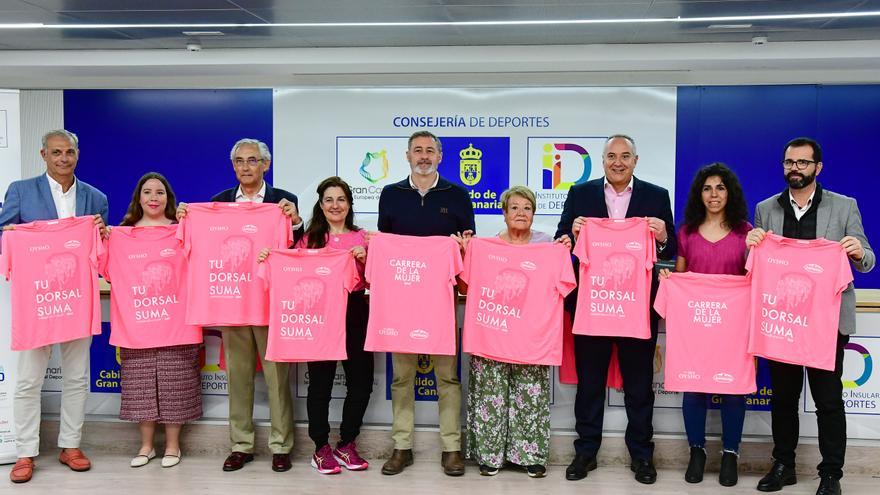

{"left": 222, "top": 452, "right": 254, "bottom": 472}
{"left": 631, "top": 458, "right": 657, "bottom": 484}
{"left": 565, "top": 454, "right": 597, "bottom": 481}
{"left": 271, "top": 453, "right": 292, "bottom": 472}
{"left": 815, "top": 475, "right": 841, "bottom": 495}
{"left": 685, "top": 447, "right": 706, "bottom": 483}
{"left": 719, "top": 451, "right": 738, "bottom": 487}
{"left": 757, "top": 461, "right": 797, "bottom": 492}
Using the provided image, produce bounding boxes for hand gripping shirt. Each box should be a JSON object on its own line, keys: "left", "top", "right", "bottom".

{"left": 177, "top": 202, "right": 293, "bottom": 327}
{"left": 654, "top": 272, "right": 756, "bottom": 394}
{"left": 746, "top": 234, "right": 853, "bottom": 371}
{"left": 461, "top": 237, "right": 575, "bottom": 365}
{"left": 101, "top": 225, "right": 202, "bottom": 349}
{"left": 258, "top": 248, "right": 360, "bottom": 362}
{"left": 0, "top": 216, "right": 102, "bottom": 350}
{"left": 364, "top": 233, "right": 462, "bottom": 355}
{"left": 572, "top": 217, "right": 656, "bottom": 339}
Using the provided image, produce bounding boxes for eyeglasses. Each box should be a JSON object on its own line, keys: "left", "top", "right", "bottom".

{"left": 234, "top": 157, "right": 264, "bottom": 166}
{"left": 782, "top": 159, "right": 816, "bottom": 170}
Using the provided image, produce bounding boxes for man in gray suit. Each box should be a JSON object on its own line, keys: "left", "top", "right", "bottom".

{"left": 1, "top": 129, "right": 108, "bottom": 483}
{"left": 746, "top": 137, "right": 874, "bottom": 495}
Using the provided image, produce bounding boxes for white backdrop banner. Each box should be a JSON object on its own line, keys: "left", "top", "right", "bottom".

{"left": 0, "top": 89, "right": 21, "bottom": 464}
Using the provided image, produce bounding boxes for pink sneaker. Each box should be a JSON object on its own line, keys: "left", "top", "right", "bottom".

{"left": 311, "top": 445, "right": 341, "bottom": 475}
{"left": 333, "top": 442, "right": 369, "bottom": 471}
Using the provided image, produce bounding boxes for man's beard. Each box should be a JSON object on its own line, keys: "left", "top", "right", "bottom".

{"left": 413, "top": 163, "right": 437, "bottom": 176}
{"left": 786, "top": 170, "right": 816, "bottom": 189}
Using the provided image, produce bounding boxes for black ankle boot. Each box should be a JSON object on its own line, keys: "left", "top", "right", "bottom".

{"left": 719, "top": 451, "right": 738, "bottom": 487}
{"left": 685, "top": 447, "right": 706, "bottom": 483}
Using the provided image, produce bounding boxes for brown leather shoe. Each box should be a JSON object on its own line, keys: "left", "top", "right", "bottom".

{"left": 441, "top": 451, "right": 465, "bottom": 476}
{"left": 10, "top": 457, "right": 34, "bottom": 483}
{"left": 381, "top": 449, "right": 413, "bottom": 475}
{"left": 222, "top": 451, "right": 254, "bottom": 472}
{"left": 272, "top": 453, "right": 292, "bottom": 472}
{"left": 59, "top": 448, "right": 91, "bottom": 472}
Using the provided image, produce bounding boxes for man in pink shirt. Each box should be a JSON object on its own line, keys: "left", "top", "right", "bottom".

{"left": 746, "top": 137, "right": 874, "bottom": 495}
{"left": 555, "top": 134, "right": 675, "bottom": 485}
{"left": 177, "top": 138, "right": 302, "bottom": 473}
{"left": 1, "top": 130, "right": 108, "bottom": 483}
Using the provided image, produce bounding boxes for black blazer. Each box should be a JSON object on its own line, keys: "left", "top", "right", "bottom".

{"left": 554, "top": 176, "right": 677, "bottom": 333}
{"left": 211, "top": 182, "right": 302, "bottom": 245}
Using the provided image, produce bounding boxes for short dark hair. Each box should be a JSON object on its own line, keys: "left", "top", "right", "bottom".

{"left": 683, "top": 163, "right": 749, "bottom": 233}
{"left": 408, "top": 130, "right": 442, "bottom": 152}
{"left": 784, "top": 137, "right": 822, "bottom": 163}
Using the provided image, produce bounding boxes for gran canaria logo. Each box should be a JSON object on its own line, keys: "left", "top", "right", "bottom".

{"left": 459, "top": 143, "right": 482, "bottom": 186}
{"left": 359, "top": 149, "right": 389, "bottom": 183}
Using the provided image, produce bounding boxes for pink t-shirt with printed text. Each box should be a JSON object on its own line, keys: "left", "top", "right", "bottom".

{"left": 0, "top": 216, "right": 102, "bottom": 350}
{"left": 102, "top": 225, "right": 203, "bottom": 349}
{"left": 572, "top": 217, "right": 656, "bottom": 339}
{"left": 364, "top": 233, "right": 462, "bottom": 356}
{"left": 746, "top": 234, "right": 853, "bottom": 371}
{"left": 258, "top": 248, "right": 360, "bottom": 362}
{"left": 461, "top": 237, "right": 576, "bottom": 366}
{"left": 654, "top": 272, "right": 756, "bottom": 394}
{"left": 295, "top": 230, "right": 368, "bottom": 292}
{"left": 177, "top": 202, "right": 293, "bottom": 327}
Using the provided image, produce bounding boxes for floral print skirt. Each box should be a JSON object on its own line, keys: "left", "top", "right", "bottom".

{"left": 466, "top": 355, "right": 551, "bottom": 468}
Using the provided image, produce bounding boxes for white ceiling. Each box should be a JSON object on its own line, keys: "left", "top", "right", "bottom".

{"left": 2, "top": 1, "right": 880, "bottom": 88}
{"left": 2, "top": 0, "right": 880, "bottom": 50}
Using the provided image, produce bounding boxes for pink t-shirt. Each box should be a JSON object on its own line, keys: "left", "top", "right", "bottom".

{"left": 572, "top": 217, "right": 656, "bottom": 339}
{"left": 746, "top": 234, "right": 853, "bottom": 371}
{"left": 101, "top": 225, "right": 203, "bottom": 349}
{"left": 258, "top": 248, "right": 360, "bottom": 362}
{"left": 0, "top": 216, "right": 103, "bottom": 350}
{"left": 461, "top": 237, "right": 576, "bottom": 365}
{"left": 295, "top": 230, "right": 368, "bottom": 292}
{"left": 364, "top": 233, "right": 462, "bottom": 355}
{"left": 654, "top": 272, "right": 756, "bottom": 394}
{"left": 177, "top": 202, "right": 293, "bottom": 326}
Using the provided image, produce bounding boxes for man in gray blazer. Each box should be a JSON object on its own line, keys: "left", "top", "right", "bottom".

{"left": 1, "top": 129, "right": 108, "bottom": 483}
{"left": 746, "top": 137, "right": 874, "bottom": 495}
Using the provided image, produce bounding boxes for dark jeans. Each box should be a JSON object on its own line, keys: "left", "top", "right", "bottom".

{"left": 769, "top": 333, "right": 848, "bottom": 479}
{"left": 682, "top": 392, "right": 746, "bottom": 452}
{"left": 306, "top": 291, "right": 374, "bottom": 448}
{"left": 573, "top": 333, "right": 657, "bottom": 461}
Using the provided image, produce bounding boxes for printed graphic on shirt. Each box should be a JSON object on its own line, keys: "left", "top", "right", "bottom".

{"left": 209, "top": 235, "right": 254, "bottom": 298}
{"left": 758, "top": 271, "right": 814, "bottom": 343}
{"left": 37, "top": 253, "right": 82, "bottom": 319}
{"left": 279, "top": 277, "right": 327, "bottom": 341}
{"left": 129, "top": 261, "right": 179, "bottom": 324}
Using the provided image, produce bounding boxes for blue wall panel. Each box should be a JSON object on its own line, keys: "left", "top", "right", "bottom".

{"left": 64, "top": 89, "right": 273, "bottom": 226}
{"left": 676, "top": 85, "right": 878, "bottom": 289}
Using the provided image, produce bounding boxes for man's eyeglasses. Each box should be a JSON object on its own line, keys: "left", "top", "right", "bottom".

{"left": 782, "top": 159, "right": 816, "bottom": 170}
{"left": 234, "top": 157, "right": 264, "bottom": 166}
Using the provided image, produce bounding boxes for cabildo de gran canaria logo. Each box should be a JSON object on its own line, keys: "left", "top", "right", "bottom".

{"left": 358, "top": 150, "right": 389, "bottom": 183}
{"left": 542, "top": 143, "right": 591, "bottom": 190}
{"left": 459, "top": 143, "right": 482, "bottom": 186}
{"left": 843, "top": 342, "right": 873, "bottom": 389}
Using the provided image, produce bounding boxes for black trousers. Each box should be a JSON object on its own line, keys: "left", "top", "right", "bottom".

{"left": 306, "top": 291, "right": 374, "bottom": 448}
{"left": 573, "top": 333, "right": 657, "bottom": 461}
{"left": 769, "top": 332, "right": 848, "bottom": 479}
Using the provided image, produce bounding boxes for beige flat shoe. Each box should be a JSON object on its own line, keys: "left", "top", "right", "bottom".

{"left": 130, "top": 450, "right": 156, "bottom": 468}
{"left": 161, "top": 451, "right": 181, "bottom": 468}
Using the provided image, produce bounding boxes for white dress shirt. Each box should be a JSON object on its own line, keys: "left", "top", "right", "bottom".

{"left": 47, "top": 174, "right": 77, "bottom": 219}
{"left": 789, "top": 189, "right": 816, "bottom": 221}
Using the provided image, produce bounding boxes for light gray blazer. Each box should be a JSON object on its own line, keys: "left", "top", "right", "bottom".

{"left": 754, "top": 187, "right": 875, "bottom": 335}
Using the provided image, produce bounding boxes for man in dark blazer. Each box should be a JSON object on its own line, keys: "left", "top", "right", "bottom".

{"left": 1, "top": 129, "right": 108, "bottom": 483}
{"left": 747, "top": 137, "right": 874, "bottom": 495}
{"left": 555, "top": 134, "right": 675, "bottom": 485}
{"left": 177, "top": 138, "right": 301, "bottom": 473}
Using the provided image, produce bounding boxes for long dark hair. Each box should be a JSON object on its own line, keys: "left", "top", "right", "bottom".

{"left": 683, "top": 163, "right": 749, "bottom": 233}
{"left": 120, "top": 172, "right": 177, "bottom": 226}
{"left": 304, "top": 176, "right": 360, "bottom": 248}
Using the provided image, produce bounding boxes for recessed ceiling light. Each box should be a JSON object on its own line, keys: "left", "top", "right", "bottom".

{"left": 182, "top": 31, "right": 224, "bottom": 36}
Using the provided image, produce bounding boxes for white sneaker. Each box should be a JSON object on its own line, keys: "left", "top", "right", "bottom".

{"left": 130, "top": 450, "right": 156, "bottom": 468}
{"left": 161, "top": 451, "right": 181, "bottom": 468}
